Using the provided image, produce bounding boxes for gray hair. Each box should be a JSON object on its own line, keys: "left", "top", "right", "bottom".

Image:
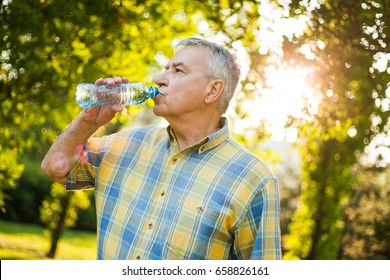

{"left": 176, "top": 38, "right": 241, "bottom": 114}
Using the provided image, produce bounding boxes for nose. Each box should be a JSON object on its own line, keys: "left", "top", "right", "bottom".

{"left": 154, "top": 71, "right": 168, "bottom": 87}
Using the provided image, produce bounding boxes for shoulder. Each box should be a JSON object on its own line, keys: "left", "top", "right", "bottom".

{"left": 217, "top": 137, "right": 278, "bottom": 223}
{"left": 216, "top": 137, "right": 277, "bottom": 200}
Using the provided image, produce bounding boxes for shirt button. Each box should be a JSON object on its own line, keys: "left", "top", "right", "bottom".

{"left": 136, "top": 256, "right": 141, "bottom": 260}
{"left": 199, "top": 146, "right": 205, "bottom": 152}
{"left": 161, "top": 190, "right": 165, "bottom": 196}
{"left": 172, "top": 158, "right": 178, "bottom": 164}
{"left": 148, "top": 223, "right": 153, "bottom": 230}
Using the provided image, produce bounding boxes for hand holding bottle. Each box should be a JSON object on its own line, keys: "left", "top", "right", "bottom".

{"left": 42, "top": 76, "right": 136, "bottom": 184}
{"left": 80, "top": 76, "right": 126, "bottom": 128}
{"left": 76, "top": 77, "right": 158, "bottom": 108}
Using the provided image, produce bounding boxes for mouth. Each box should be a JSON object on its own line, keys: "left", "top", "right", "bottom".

{"left": 153, "top": 92, "right": 164, "bottom": 102}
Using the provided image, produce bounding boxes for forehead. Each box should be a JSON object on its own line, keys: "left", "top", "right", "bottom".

{"left": 170, "top": 46, "right": 210, "bottom": 69}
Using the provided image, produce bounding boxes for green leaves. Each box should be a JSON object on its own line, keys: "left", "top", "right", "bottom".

{"left": 40, "top": 182, "right": 91, "bottom": 230}
{"left": 282, "top": 0, "right": 389, "bottom": 259}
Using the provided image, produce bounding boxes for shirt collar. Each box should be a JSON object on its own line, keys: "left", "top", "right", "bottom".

{"left": 166, "top": 117, "right": 229, "bottom": 154}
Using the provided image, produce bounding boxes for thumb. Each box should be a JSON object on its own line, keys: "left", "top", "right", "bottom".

{"left": 111, "top": 105, "right": 124, "bottom": 112}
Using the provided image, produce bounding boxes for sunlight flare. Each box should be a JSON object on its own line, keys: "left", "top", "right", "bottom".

{"left": 232, "top": 65, "right": 320, "bottom": 142}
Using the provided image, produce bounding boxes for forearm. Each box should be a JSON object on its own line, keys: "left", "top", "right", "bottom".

{"left": 41, "top": 113, "right": 100, "bottom": 184}
{"left": 41, "top": 77, "right": 125, "bottom": 183}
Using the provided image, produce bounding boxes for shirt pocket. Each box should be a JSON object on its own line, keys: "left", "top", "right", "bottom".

{"left": 163, "top": 198, "right": 226, "bottom": 259}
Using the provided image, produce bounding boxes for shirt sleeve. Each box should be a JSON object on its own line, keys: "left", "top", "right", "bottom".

{"left": 233, "top": 177, "right": 282, "bottom": 260}
{"left": 66, "top": 137, "right": 104, "bottom": 190}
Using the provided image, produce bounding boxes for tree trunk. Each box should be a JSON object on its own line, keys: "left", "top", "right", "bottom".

{"left": 46, "top": 193, "right": 71, "bottom": 258}
{"left": 307, "top": 140, "right": 333, "bottom": 260}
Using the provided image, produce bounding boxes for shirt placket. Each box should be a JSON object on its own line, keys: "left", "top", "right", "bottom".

{"left": 132, "top": 148, "right": 183, "bottom": 260}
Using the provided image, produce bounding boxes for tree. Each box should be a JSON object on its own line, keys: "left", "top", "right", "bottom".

{"left": 40, "top": 182, "right": 91, "bottom": 258}
{"left": 282, "top": 0, "right": 389, "bottom": 259}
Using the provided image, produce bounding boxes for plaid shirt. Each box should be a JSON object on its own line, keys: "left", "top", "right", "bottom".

{"left": 67, "top": 118, "right": 281, "bottom": 260}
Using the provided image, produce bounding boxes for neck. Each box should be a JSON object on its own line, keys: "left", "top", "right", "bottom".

{"left": 168, "top": 114, "right": 222, "bottom": 151}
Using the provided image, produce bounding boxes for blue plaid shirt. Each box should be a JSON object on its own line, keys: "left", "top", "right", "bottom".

{"left": 67, "top": 119, "right": 281, "bottom": 259}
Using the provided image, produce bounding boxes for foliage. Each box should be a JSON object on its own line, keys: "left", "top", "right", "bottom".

{"left": 74, "top": 191, "right": 97, "bottom": 231}
{"left": 1, "top": 154, "right": 52, "bottom": 223}
{"left": 40, "top": 183, "right": 91, "bottom": 230}
{"left": 338, "top": 166, "right": 390, "bottom": 259}
{"left": 282, "top": 0, "right": 390, "bottom": 259}
{"left": 0, "top": 149, "right": 24, "bottom": 209}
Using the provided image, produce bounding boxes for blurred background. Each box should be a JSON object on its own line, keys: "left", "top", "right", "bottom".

{"left": 0, "top": 0, "right": 389, "bottom": 260}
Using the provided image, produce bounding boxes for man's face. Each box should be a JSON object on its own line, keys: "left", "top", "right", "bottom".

{"left": 152, "top": 46, "right": 211, "bottom": 120}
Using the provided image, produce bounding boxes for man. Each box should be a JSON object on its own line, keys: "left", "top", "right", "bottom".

{"left": 41, "top": 37, "right": 281, "bottom": 260}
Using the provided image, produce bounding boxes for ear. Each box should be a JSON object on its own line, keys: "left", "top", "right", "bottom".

{"left": 205, "top": 79, "right": 224, "bottom": 105}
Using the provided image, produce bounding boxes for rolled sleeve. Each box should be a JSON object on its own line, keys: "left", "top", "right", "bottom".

{"left": 66, "top": 137, "right": 104, "bottom": 190}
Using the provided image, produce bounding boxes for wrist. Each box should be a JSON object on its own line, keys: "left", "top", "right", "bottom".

{"left": 72, "top": 113, "right": 100, "bottom": 140}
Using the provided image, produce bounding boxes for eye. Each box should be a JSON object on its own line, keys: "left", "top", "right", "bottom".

{"left": 174, "top": 67, "right": 184, "bottom": 73}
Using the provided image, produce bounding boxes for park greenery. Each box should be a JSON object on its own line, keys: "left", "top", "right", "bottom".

{"left": 1, "top": 0, "right": 389, "bottom": 259}
{"left": 0, "top": 219, "right": 96, "bottom": 260}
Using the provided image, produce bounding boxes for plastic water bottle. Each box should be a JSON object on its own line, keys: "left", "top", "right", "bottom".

{"left": 75, "top": 82, "right": 159, "bottom": 108}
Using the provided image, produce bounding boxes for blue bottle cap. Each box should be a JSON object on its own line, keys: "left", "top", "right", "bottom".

{"left": 149, "top": 87, "right": 159, "bottom": 98}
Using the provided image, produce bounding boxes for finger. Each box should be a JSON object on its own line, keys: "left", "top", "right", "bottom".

{"left": 104, "top": 77, "right": 115, "bottom": 86}
{"left": 111, "top": 105, "right": 124, "bottom": 112}
{"left": 122, "top": 77, "right": 129, "bottom": 83}
{"left": 95, "top": 78, "right": 104, "bottom": 85}
{"left": 113, "top": 76, "right": 123, "bottom": 84}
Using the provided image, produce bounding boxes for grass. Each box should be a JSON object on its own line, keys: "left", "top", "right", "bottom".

{"left": 0, "top": 219, "right": 97, "bottom": 260}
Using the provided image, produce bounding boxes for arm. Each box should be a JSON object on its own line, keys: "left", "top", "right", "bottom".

{"left": 41, "top": 77, "right": 127, "bottom": 184}
{"left": 233, "top": 177, "right": 281, "bottom": 260}
{"left": 251, "top": 178, "right": 281, "bottom": 260}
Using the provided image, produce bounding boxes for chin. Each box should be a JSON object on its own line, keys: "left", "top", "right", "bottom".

{"left": 152, "top": 106, "right": 163, "bottom": 117}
